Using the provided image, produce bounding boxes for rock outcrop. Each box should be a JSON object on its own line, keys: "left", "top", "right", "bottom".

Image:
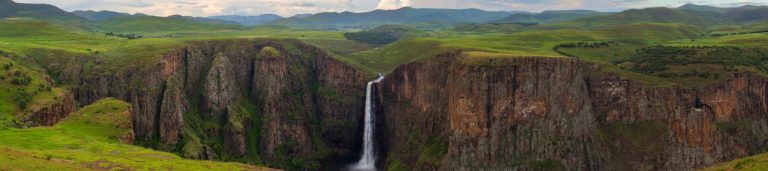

{"left": 378, "top": 51, "right": 768, "bottom": 170}
{"left": 18, "top": 89, "right": 76, "bottom": 127}
{"left": 35, "top": 38, "right": 768, "bottom": 170}
{"left": 44, "top": 39, "right": 366, "bottom": 170}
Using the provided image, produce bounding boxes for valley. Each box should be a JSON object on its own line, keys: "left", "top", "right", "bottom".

{"left": 1, "top": 0, "right": 768, "bottom": 170}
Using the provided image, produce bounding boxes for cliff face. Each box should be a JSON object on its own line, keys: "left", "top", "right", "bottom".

{"left": 18, "top": 89, "right": 76, "bottom": 127}
{"left": 378, "top": 51, "right": 768, "bottom": 170}
{"left": 586, "top": 70, "right": 768, "bottom": 170}
{"left": 48, "top": 39, "right": 367, "bottom": 170}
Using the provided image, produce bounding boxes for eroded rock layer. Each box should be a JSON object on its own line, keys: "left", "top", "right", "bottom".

{"left": 47, "top": 39, "right": 366, "bottom": 170}
{"left": 378, "top": 51, "right": 768, "bottom": 171}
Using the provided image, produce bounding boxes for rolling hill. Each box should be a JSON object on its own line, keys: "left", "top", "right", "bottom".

{"left": 492, "top": 10, "right": 610, "bottom": 24}
{"left": 0, "top": 0, "right": 88, "bottom": 28}
{"left": 557, "top": 4, "right": 768, "bottom": 28}
{"left": 724, "top": 6, "right": 768, "bottom": 23}
{"left": 270, "top": 7, "right": 520, "bottom": 29}
{"left": 71, "top": 10, "right": 132, "bottom": 21}
{"left": 677, "top": 3, "right": 729, "bottom": 14}
{"left": 94, "top": 15, "right": 242, "bottom": 34}
{"left": 207, "top": 14, "right": 284, "bottom": 26}
{"left": 571, "top": 7, "right": 715, "bottom": 26}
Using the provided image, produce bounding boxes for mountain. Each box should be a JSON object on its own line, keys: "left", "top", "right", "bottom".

{"left": 677, "top": 3, "right": 728, "bottom": 14}
{"left": 207, "top": 14, "right": 283, "bottom": 26}
{"left": 94, "top": 15, "right": 242, "bottom": 33}
{"left": 723, "top": 6, "right": 768, "bottom": 23}
{"left": 290, "top": 14, "right": 312, "bottom": 18}
{"left": 270, "top": 7, "right": 520, "bottom": 29}
{"left": 567, "top": 7, "right": 717, "bottom": 26}
{"left": 563, "top": 5, "right": 768, "bottom": 27}
{"left": 73, "top": 10, "right": 238, "bottom": 25}
{"left": 71, "top": 10, "right": 131, "bottom": 21}
{"left": 492, "top": 10, "right": 610, "bottom": 24}
{"left": 169, "top": 15, "right": 240, "bottom": 25}
{"left": 0, "top": 0, "right": 88, "bottom": 27}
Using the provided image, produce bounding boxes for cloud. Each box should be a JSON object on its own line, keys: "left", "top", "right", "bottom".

{"left": 377, "top": 0, "right": 412, "bottom": 10}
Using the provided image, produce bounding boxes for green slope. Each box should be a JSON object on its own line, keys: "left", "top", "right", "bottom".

{"left": 706, "top": 152, "right": 768, "bottom": 171}
{"left": 271, "top": 7, "right": 514, "bottom": 29}
{"left": 0, "top": 57, "right": 65, "bottom": 127}
{"left": 566, "top": 7, "right": 715, "bottom": 27}
{"left": 0, "top": 98, "right": 268, "bottom": 171}
{"left": 94, "top": 15, "right": 243, "bottom": 35}
{"left": 492, "top": 10, "right": 610, "bottom": 24}
{"left": 0, "top": 0, "right": 89, "bottom": 28}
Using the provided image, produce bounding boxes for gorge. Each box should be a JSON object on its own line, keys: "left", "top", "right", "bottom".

{"left": 3, "top": 0, "right": 768, "bottom": 170}
{"left": 22, "top": 39, "right": 767, "bottom": 170}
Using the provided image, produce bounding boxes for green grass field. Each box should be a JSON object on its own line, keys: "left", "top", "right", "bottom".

{"left": 706, "top": 152, "right": 768, "bottom": 171}
{"left": 0, "top": 98, "right": 268, "bottom": 171}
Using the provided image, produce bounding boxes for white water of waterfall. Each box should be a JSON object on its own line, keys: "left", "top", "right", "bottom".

{"left": 353, "top": 73, "right": 385, "bottom": 171}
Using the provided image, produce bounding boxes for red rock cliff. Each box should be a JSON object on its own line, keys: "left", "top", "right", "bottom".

{"left": 378, "top": 51, "right": 768, "bottom": 170}
{"left": 47, "top": 39, "right": 367, "bottom": 170}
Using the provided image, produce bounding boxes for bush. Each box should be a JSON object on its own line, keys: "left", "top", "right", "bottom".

{"left": 11, "top": 75, "right": 31, "bottom": 85}
{"left": 626, "top": 46, "right": 768, "bottom": 77}
{"left": 15, "top": 89, "right": 32, "bottom": 109}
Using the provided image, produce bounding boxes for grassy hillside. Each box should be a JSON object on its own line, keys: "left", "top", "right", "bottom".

{"left": 0, "top": 0, "right": 89, "bottom": 28}
{"left": 0, "top": 20, "right": 122, "bottom": 54}
{"left": 553, "top": 7, "right": 716, "bottom": 28}
{"left": 271, "top": 7, "right": 514, "bottom": 29}
{"left": 706, "top": 152, "right": 768, "bottom": 171}
{"left": 0, "top": 57, "right": 65, "bottom": 127}
{"left": 0, "top": 98, "right": 268, "bottom": 170}
{"left": 207, "top": 15, "right": 284, "bottom": 26}
{"left": 493, "top": 10, "right": 610, "bottom": 24}
{"left": 94, "top": 15, "right": 242, "bottom": 36}
{"left": 71, "top": 10, "right": 131, "bottom": 21}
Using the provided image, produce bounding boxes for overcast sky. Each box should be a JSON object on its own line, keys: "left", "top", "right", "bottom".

{"left": 13, "top": 0, "right": 768, "bottom": 17}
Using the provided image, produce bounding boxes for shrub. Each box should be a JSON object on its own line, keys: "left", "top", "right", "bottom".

{"left": 15, "top": 89, "right": 32, "bottom": 109}
{"left": 11, "top": 75, "right": 31, "bottom": 85}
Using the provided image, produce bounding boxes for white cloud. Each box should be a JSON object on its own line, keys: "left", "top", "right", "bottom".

{"left": 376, "top": 0, "right": 412, "bottom": 9}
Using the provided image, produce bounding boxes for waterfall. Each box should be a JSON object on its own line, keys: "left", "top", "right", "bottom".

{"left": 353, "top": 73, "right": 384, "bottom": 171}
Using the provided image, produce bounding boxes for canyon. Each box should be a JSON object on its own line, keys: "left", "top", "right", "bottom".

{"left": 26, "top": 40, "right": 768, "bottom": 170}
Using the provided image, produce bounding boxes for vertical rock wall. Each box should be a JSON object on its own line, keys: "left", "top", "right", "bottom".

{"left": 379, "top": 51, "right": 768, "bottom": 171}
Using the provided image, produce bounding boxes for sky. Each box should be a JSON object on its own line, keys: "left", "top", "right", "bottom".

{"left": 13, "top": 0, "right": 768, "bottom": 17}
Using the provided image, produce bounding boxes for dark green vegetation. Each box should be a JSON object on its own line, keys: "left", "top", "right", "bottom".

{"left": 598, "top": 121, "right": 668, "bottom": 170}
{"left": 344, "top": 25, "right": 415, "bottom": 45}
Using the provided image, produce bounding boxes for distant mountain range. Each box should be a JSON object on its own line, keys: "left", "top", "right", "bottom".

{"left": 2, "top": 0, "right": 768, "bottom": 31}
{"left": 71, "top": 10, "right": 136, "bottom": 21}
{"left": 491, "top": 10, "right": 611, "bottom": 24}
{"left": 269, "top": 7, "right": 524, "bottom": 29}
{"left": 207, "top": 14, "right": 283, "bottom": 26}
{"left": 554, "top": 4, "right": 768, "bottom": 27}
